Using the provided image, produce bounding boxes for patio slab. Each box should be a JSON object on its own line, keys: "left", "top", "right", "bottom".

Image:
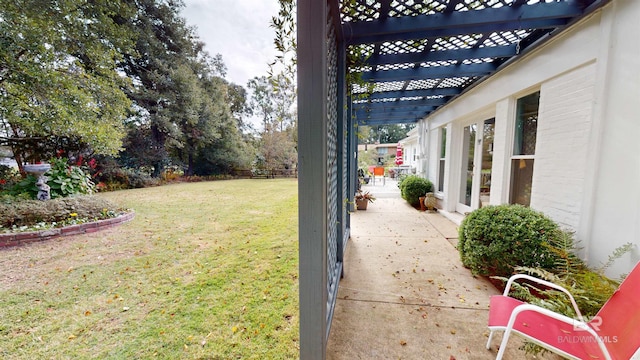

{"left": 327, "top": 179, "right": 559, "bottom": 359}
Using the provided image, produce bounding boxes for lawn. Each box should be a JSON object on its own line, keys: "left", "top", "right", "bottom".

{"left": 0, "top": 179, "right": 300, "bottom": 359}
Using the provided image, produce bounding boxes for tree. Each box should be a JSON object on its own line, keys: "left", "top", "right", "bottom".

{"left": 118, "top": 0, "right": 195, "bottom": 176}
{"left": 247, "top": 76, "right": 297, "bottom": 172}
{"left": 359, "top": 124, "right": 415, "bottom": 144}
{"left": 0, "top": 0, "right": 135, "bottom": 169}
{"left": 247, "top": 76, "right": 274, "bottom": 131}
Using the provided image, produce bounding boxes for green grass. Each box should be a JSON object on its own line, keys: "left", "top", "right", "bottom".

{"left": 0, "top": 179, "right": 299, "bottom": 359}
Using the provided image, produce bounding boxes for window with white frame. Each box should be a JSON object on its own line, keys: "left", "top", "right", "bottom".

{"left": 510, "top": 92, "right": 539, "bottom": 206}
{"left": 437, "top": 127, "right": 447, "bottom": 193}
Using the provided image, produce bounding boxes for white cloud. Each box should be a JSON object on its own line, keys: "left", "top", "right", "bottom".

{"left": 181, "top": 0, "right": 280, "bottom": 87}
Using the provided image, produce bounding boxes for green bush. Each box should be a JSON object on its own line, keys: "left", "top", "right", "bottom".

{"left": 399, "top": 175, "right": 433, "bottom": 206}
{"left": 0, "top": 165, "right": 20, "bottom": 192}
{"left": 95, "top": 166, "right": 157, "bottom": 190}
{"left": 47, "top": 158, "right": 95, "bottom": 198}
{"left": 7, "top": 158, "right": 95, "bottom": 199}
{"left": 0, "top": 195, "right": 122, "bottom": 229}
{"left": 458, "top": 204, "right": 563, "bottom": 277}
{"left": 396, "top": 173, "right": 408, "bottom": 188}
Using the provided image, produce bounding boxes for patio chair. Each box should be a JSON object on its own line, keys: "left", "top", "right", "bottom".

{"left": 486, "top": 261, "right": 640, "bottom": 360}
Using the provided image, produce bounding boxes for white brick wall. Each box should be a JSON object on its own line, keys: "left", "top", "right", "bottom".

{"left": 530, "top": 63, "right": 596, "bottom": 230}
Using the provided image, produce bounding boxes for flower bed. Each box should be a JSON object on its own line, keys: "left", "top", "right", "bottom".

{"left": 0, "top": 211, "right": 134, "bottom": 248}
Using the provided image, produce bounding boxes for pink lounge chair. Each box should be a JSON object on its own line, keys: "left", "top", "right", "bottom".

{"left": 486, "top": 261, "right": 640, "bottom": 360}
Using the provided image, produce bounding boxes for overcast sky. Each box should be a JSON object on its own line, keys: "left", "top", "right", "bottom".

{"left": 181, "top": 0, "right": 281, "bottom": 88}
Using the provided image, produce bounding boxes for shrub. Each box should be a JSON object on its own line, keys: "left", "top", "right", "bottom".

{"left": 0, "top": 165, "right": 20, "bottom": 192}
{"left": 94, "top": 166, "right": 157, "bottom": 190}
{"left": 6, "top": 158, "right": 95, "bottom": 199}
{"left": 399, "top": 175, "right": 433, "bottom": 206}
{"left": 458, "top": 204, "right": 563, "bottom": 277}
{"left": 0, "top": 195, "right": 123, "bottom": 229}
{"left": 396, "top": 173, "right": 408, "bottom": 188}
{"left": 46, "top": 158, "right": 95, "bottom": 198}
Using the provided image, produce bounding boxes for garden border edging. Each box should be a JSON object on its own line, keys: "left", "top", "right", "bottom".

{"left": 0, "top": 211, "right": 135, "bottom": 248}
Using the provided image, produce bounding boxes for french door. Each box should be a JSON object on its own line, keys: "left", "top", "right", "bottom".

{"left": 456, "top": 119, "right": 495, "bottom": 214}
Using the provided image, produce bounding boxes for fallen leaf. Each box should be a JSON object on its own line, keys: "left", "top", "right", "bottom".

{"left": 68, "top": 334, "right": 76, "bottom": 340}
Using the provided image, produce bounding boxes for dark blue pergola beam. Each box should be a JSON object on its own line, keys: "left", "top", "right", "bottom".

{"left": 354, "top": 108, "right": 433, "bottom": 120}
{"left": 364, "top": 45, "right": 517, "bottom": 67}
{"left": 354, "top": 98, "right": 446, "bottom": 112}
{"left": 360, "top": 62, "right": 495, "bottom": 82}
{"left": 360, "top": 87, "right": 461, "bottom": 100}
{"left": 357, "top": 117, "right": 422, "bottom": 125}
{"left": 344, "top": 2, "right": 580, "bottom": 44}
{"left": 354, "top": 106, "right": 435, "bottom": 116}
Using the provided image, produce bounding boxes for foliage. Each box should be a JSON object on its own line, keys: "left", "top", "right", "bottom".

{"left": 118, "top": 0, "right": 249, "bottom": 177}
{"left": 399, "top": 175, "right": 433, "bottom": 206}
{"left": 355, "top": 190, "right": 375, "bottom": 203}
{"left": 7, "top": 158, "right": 95, "bottom": 199}
{"left": 0, "top": 180, "right": 299, "bottom": 358}
{"left": 359, "top": 124, "right": 416, "bottom": 144}
{"left": 46, "top": 158, "right": 95, "bottom": 198}
{"left": 396, "top": 173, "right": 409, "bottom": 188}
{"left": 0, "top": 195, "right": 122, "bottom": 230}
{"left": 458, "top": 204, "right": 564, "bottom": 277}
{"left": 0, "top": 0, "right": 134, "bottom": 164}
{"left": 0, "top": 165, "right": 20, "bottom": 192}
{"left": 93, "top": 163, "right": 157, "bottom": 191}
{"left": 493, "top": 240, "right": 634, "bottom": 356}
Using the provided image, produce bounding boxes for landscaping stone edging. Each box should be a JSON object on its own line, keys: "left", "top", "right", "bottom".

{"left": 0, "top": 211, "right": 135, "bottom": 248}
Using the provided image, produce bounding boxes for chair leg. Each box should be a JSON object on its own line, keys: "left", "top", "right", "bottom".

{"left": 486, "top": 330, "right": 494, "bottom": 350}
{"left": 495, "top": 329, "right": 513, "bottom": 360}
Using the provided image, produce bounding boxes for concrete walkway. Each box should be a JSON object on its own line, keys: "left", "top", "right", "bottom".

{"left": 326, "top": 178, "right": 557, "bottom": 359}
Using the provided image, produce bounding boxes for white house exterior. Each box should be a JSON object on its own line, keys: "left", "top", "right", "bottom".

{"left": 398, "top": 127, "right": 420, "bottom": 173}
{"left": 410, "top": 0, "right": 639, "bottom": 277}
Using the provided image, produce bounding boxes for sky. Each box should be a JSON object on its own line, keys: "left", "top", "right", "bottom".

{"left": 181, "top": 0, "right": 281, "bottom": 88}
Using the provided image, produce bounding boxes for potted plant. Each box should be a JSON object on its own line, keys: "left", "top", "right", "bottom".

{"left": 355, "top": 190, "right": 375, "bottom": 210}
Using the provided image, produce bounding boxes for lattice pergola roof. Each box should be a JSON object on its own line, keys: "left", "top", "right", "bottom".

{"left": 331, "top": 0, "right": 610, "bottom": 125}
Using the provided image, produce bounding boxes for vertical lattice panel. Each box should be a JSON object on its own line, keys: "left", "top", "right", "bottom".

{"left": 341, "top": 92, "right": 348, "bottom": 248}
{"left": 326, "top": 15, "right": 339, "bottom": 303}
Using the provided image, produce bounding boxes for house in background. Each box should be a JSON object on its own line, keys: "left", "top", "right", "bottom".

{"left": 356, "top": 143, "right": 399, "bottom": 167}
{"left": 398, "top": 127, "right": 420, "bottom": 172}
{"left": 405, "top": 0, "right": 639, "bottom": 277}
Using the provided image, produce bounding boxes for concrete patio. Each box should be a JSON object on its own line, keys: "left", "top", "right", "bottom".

{"left": 326, "top": 178, "right": 559, "bottom": 360}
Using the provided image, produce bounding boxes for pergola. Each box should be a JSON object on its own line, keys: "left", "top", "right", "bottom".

{"left": 297, "top": 0, "right": 609, "bottom": 358}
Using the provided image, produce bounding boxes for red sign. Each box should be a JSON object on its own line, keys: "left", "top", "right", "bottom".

{"left": 395, "top": 143, "right": 403, "bottom": 165}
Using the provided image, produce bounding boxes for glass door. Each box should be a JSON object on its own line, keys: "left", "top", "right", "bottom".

{"left": 456, "top": 124, "right": 477, "bottom": 214}
{"left": 480, "top": 119, "right": 495, "bottom": 207}
{"left": 456, "top": 119, "right": 495, "bottom": 214}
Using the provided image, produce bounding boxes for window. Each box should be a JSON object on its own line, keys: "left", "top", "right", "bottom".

{"left": 510, "top": 92, "right": 539, "bottom": 206}
{"left": 437, "top": 127, "right": 447, "bottom": 192}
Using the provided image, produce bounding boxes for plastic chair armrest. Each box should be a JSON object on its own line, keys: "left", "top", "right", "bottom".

{"left": 503, "top": 274, "right": 584, "bottom": 322}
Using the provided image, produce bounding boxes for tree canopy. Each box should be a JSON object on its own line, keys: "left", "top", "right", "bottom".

{"left": 1, "top": 0, "right": 254, "bottom": 177}
{"left": 0, "top": 0, "right": 135, "bottom": 167}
